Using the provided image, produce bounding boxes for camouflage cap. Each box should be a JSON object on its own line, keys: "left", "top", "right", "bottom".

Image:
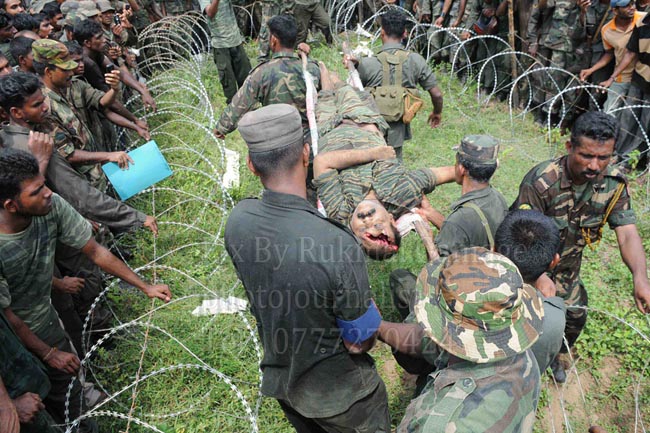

{"left": 238, "top": 104, "right": 304, "bottom": 154}
{"left": 454, "top": 134, "right": 499, "bottom": 164}
{"left": 29, "top": 0, "right": 52, "bottom": 13}
{"left": 96, "top": 0, "right": 115, "bottom": 12}
{"left": 62, "top": 11, "right": 82, "bottom": 28}
{"left": 32, "top": 39, "right": 79, "bottom": 70}
{"left": 78, "top": 0, "right": 100, "bottom": 17}
{"left": 414, "top": 247, "right": 543, "bottom": 364}
{"left": 60, "top": 0, "right": 80, "bottom": 15}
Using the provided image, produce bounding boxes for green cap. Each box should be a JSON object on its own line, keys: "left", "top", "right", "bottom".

{"left": 78, "top": 0, "right": 100, "bottom": 17}
{"left": 454, "top": 134, "right": 499, "bottom": 164}
{"left": 32, "top": 39, "right": 79, "bottom": 70}
{"left": 414, "top": 247, "right": 543, "bottom": 364}
{"left": 238, "top": 104, "right": 304, "bottom": 154}
{"left": 96, "top": 0, "right": 115, "bottom": 12}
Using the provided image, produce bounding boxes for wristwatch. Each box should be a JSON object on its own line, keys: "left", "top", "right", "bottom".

{"left": 440, "top": 11, "right": 446, "bottom": 17}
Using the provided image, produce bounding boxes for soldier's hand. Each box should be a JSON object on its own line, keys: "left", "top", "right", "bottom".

{"left": 297, "top": 42, "right": 311, "bottom": 56}
{"left": 105, "top": 69, "right": 121, "bottom": 90}
{"left": 12, "top": 393, "right": 44, "bottom": 424}
{"left": 109, "top": 151, "right": 134, "bottom": 169}
{"left": 528, "top": 43, "right": 538, "bottom": 57}
{"left": 46, "top": 349, "right": 80, "bottom": 374}
{"left": 535, "top": 273, "right": 556, "bottom": 297}
{"left": 57, "top": 276, "right": 85, "bottom": 295}
{"left": 143, "top": 215, "right": 158, "bottom": 236}
{"left": 213, "top": 129, "right": 225, "bottom": 139}
{"left": 634, "top": 279, "right": 650, "bottom": 314}
{"left": 27, "top": 131, "right": 53, "bottom": 165}
{"left": 0, "top": 396, "right": 20, "bottom": 433}
{"left": 428, "top": 112, "right": 442, "bottom": 128}
{"left": 142, "top": 283, "right": 171, "bottom": 302}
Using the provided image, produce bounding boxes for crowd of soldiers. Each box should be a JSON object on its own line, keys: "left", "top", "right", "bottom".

{"left": 0, "top": 0, "right": 649, "bottom": 431}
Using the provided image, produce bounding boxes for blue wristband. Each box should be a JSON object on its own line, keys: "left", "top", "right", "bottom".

{"left": 336, "top": 300, "right": 382, "bottom": 344}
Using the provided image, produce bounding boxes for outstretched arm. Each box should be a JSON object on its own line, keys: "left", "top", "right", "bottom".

{"left": 313, "top": 146, "right": 395, "bottom": 178}
{"left": 615, "top": 224, "right": 650, "bottom": 313}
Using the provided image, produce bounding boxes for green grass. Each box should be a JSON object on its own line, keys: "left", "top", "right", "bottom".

{"left": 92, "top": 41, "right": 650, "bottom": 432}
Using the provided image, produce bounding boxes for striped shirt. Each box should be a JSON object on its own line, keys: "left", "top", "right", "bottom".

{"left": 627, "top": 12, "right": 650, "bottom": 92}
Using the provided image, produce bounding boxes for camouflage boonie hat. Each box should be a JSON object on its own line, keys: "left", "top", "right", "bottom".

{"left": 78, "top": 0, "right": 100, "bottom": 17}
{"left": 60, "top": 0, "right": 79, "bottom": 15}
{"left": 32, "top": 39, "right": 79, "bottom": 70}
{"left": 453, "top": 134, "right": 499, "bottom": 164}
{"left": 414, "top": 247, "right": 543, "bottom": 364}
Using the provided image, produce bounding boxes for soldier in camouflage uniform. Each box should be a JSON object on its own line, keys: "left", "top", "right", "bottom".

{"left": 512, "top": 111, "right": 650, "bottom": 382}
{"left": 312, "top": 68, "right": 455, "bottom": 259}
{"left": 32, "top": 39, "right": 131, "bottom": 191}
{"left": 214, "top": 14, "right": 319, "bottom": 138}
{"left": 0, "top": 310, "right": 61, "bottom": 433}
{"left": 532, "top": 0, "right": 587, "bottom": 121}
{"left": 378, "top": 247, "right": 543, "bottom": 433}
{"left": 293, "top": 0, "right": 331, "bottom": 45}
{"left": 419, "top": 0, "right": 468, "bottom": 63}
{"left": 257, "top": 0, "right": 293, "bottom": 60}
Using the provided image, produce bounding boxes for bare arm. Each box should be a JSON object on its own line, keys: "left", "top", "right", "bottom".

{"left": 116, "top": 63, "right": 156, "bottom": 111}
{"left": 601, "top": 50, "right": 638, "bottom": 88}
{"left": 427, "top": 86, "right": 444, "bottom": 128}
{"left": 377, "top": 321, "right": 424, "bottom": 355}
{"left": 67, "top": 149, "right": 133, "bottom": 169}
{"left": 204, "top": 0, "right": 220, "bottom": 18}
{"left": 0, "top": 377, "right": 19, "bottom": 433}
{"left": 343, "top": 333, "right": 377, "bottom": 354}
{"left": 105, "top": 109, "right": 150, "bottom": 140}
{"left": 3, "top": 308, "right": 80, "bottom": 374}
{"left": 414, "top": 219, "right": 439, "bottom": 262}
{"left": 615, "top": 224, "right": 650, "bottom": 313}
{"left": 81, "top": 237, "right": 171, "bottom": 302}
{"left": 579, "top": 51, "right": 614, "bottom": 81}
{"left": 428, "top": 165, "right": 456, "bottom": 185}
{"left": 27, "top": 131, "right": 53, "bottom": 175}
{"left": 312, "top": 146, "right": 395, "bottom": 178}
{"left": 98, "top": 70, "right": 121, "bottom": 108}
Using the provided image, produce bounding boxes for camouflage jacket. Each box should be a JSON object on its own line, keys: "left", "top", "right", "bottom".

{"left": 539, "top": 0, "right": 586, "bottom": 51}
{"left": 43, "top": 85, "right": 106, "bottom": 189}
{"left": 215, "top": 51, "right": 320, "bottom": 135}
{"left": 397, "top": 349, "right": 540, "bottom": 433}
{"left": 527, "top": 0, "right": 554, "bottom": 45}
{"left": 512, "top": 156, "right": 636, "bottom": 301}
{"left": 198, "top": 0, "right": 244, "bottom": 48}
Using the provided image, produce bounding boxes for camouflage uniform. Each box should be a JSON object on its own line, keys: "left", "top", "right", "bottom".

{"left": 512, "top": 156, "right": 636, "bottom": 349}
{"left": 214, "top": 51, "right": 320, "bottom": 136}
{"left": 156, "top": 0, "right": 192, "bottom": 15}
{"left": 421, "top": 0, "right": 469, "bottom": 62}
{"left": 257, "top": 0, "right": 294, "bottom": 60}
{"left": 585, "top": 0, "right": 614, "bottom": 110}
{"left": 199, "top": 0, "right": 251, "bottom": 103}
{"left": 293, "top": 0, "right": 330, "bottom": 44}
{"left": 398, "top": 248, "right": 542, "bottom": 433}
{"left": 357, "top": 42, "right": 439, "bottom": 155}
{"left": 536, "top": 0, "right": 586, "bottom": 117}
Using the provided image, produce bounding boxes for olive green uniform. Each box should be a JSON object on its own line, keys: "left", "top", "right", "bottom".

{"left": 357, "top": 42, "right": 438, "bottom": 155}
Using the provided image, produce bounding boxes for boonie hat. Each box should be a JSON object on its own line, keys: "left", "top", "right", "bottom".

{"left": 238, "top": 104, "right": 304, "bottom": 153}
{"left": 32, "top": 39, "right": 79, "bottom": 70}
{"left": 78, "top": 0, "right": 100, "bottom": 17}
{"left": 453, "top": 134, "right": 499, "bottom": 164}
{"left": 413, "top": 247, "right": 543, "bottom": 364}
{"left": 96, "top": 0, "right": 115, "bottom": 12}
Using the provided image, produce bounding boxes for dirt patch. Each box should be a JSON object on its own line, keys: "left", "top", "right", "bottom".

{"left": 537, "top": 356, "right": 633, "bottom": 432}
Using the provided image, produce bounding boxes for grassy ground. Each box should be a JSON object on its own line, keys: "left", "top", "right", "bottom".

{"left": 91, "top": 40, "right": 650, "bottom": 432}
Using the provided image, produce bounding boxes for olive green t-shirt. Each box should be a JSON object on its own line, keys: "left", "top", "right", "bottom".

{"left": 0, "top": 194, "right": 92, "bottom": 343}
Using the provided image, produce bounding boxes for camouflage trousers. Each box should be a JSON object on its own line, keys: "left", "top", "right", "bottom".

{"left": 540, "top": 48, "right": 585, "bottom": 118}
{"left": 555, "top": 277, "right": 588, "bottom": 352}
{"left": 278, "top": 381, "right": 391, "bottom": 433}
{"left": 257, "top": 1, "right": 293, "bottom": 60}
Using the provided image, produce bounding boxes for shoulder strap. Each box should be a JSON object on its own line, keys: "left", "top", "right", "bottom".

{"left": 461, "top": 202, "right": 494, "bottom": 249}
{"left": 582, "top": 181, "right": 625, "bottom": 250}
{"left": 377, "top": 50, "right": 410, "bottom": 87}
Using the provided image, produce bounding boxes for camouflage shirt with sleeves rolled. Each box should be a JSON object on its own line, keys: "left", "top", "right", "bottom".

{"left": 214, "top": 51, "right": 321, "bottom": 135}
{"left": 0, "top": 194, "right": 92, "bottom": 344}
{"left": 511, "top": 156, "right": 636, "bottom": 304}
{"left": 198, "top": 0, "right": 244, "bottom": 49}
{"left": 43, "top": 85, "right": 107, "bottom": 190}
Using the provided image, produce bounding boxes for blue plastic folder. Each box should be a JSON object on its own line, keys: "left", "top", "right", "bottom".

{"left": 102, "top": 140, "right": 173, "bottom": 200}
